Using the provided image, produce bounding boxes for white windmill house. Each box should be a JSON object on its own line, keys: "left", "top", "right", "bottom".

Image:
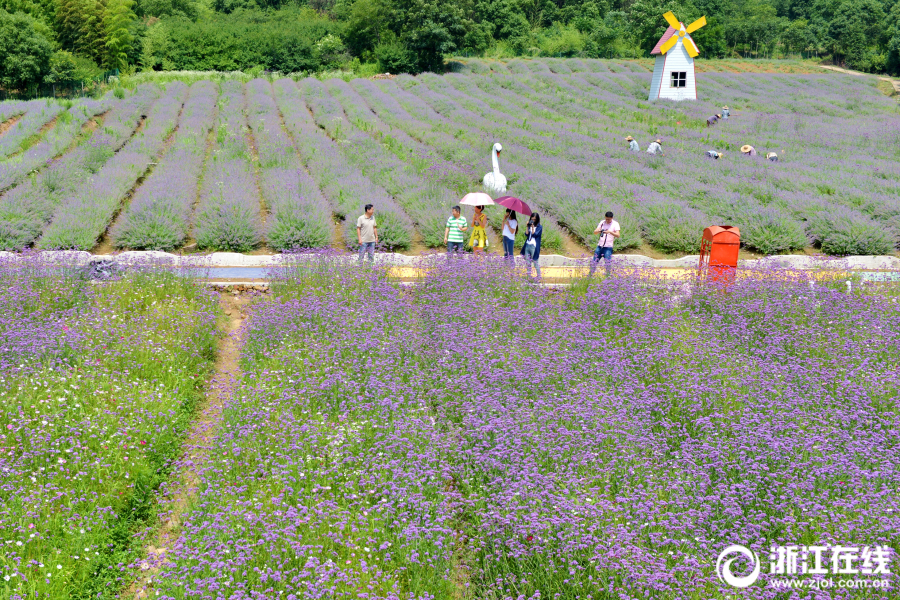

{"left": 648, "top": 11, "right": 707, "bottom": 101}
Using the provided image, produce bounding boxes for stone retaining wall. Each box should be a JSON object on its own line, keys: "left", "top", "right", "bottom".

{"left": 1, "top": 250, "right": 898, "bottom": 271}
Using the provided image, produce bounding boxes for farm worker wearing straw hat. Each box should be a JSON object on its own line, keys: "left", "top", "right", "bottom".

{"left": 722, "top": 106, "right": 730, "bottom": 119}
{"left": 647, "top": 139, "right": 663, "bottom": 155}
{"left": 766, "top": 152, "right": 778, "bottom": 162}
{"left": 706, "top": 115, "right": 718, "bottom": 127}
{"left": 626, "top": 136, "right": 640, "bottom": 152}
{"left": 706, "top": 150, "right": 724, "bottom": 159}
{"left": 740, "top": 145, "right": 757, "bottom": 157}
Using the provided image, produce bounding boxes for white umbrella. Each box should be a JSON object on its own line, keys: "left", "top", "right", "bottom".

{"left": 460, "top": 192, "right": 494, "bottom": 207}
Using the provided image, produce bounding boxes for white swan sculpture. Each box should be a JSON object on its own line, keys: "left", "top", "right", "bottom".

{"left": 483, "top": 143, "right": 507, "bottom": 196}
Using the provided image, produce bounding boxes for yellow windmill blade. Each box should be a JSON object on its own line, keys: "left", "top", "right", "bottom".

{"left": 686, "top": 16, "right": 707, "bottom": 33}
{"left": 685, "top": 37, "right": 700, "bottom": 57}
{"left": 660, "top": 34, "right": 679, "bottom": 55}
{"left": 662, "top": 11, "right": 681, "bottom": 30}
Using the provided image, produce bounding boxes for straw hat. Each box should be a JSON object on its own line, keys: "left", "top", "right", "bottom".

{"left": 723, "top": 105, "right": 729, "bottom": 109}
{"left": 716, "top": 113, "right": 722, "bottom": 118}
{"left": 626, "top": 136, "right": 634, "bottom": 141}
{"left": 767, "top": 152, "right": 777, "bottom": 158}
{"left": 655, "top": 139, "right": 662, "bottom": 144}
{"left": 741, "top": 145, "right": 752, "bottom": 153}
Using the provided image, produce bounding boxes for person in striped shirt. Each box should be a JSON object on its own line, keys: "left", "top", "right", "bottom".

{"left": 444, "top": 206, "right": 468, "bottom": 256}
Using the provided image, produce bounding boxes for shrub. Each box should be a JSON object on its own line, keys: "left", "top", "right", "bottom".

{"left": 739, "top": 208, "right": 809, "bottom": 254}
{"left": 45, "top": 50, "right": 79, "bottom": 83}
{"left": 639, "top": 202, "right": 707, "bottom": 253}
{"left": 807, "top": 207, "right": 896, "bottom": 255}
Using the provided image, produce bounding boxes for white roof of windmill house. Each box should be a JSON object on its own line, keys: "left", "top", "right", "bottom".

{"left": 648, "top": 12, "right": 706, "bottom": 101}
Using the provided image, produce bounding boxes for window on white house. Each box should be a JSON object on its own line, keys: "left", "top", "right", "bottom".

{"left": 671, "top": 72, "right": 687, "bottom": 88}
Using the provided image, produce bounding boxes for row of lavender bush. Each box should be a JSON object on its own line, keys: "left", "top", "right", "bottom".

{"left": 303, "top": 77, "right": 467, "bottom": 248}
{"left": 0, "top": 98, "right": 108, "bottom": 192}
{"left": 111, "top": 82, "right": 218, "bottom": 250}
{"left": 192, "top": 80, "right": 264, "bottom": 251}
{"left": 347, "top": 76, "right": 568, "bottom": 252}
{"left": 273, "top": 79, "right": 414, "bottom": 249}
{"left": 0, "top": 86, "right": 157, "bottom": 250}
{"left": 0, "top": 99, "right": 65, "bottom": 160}
{"left": 39, "top": 83, "right": 188, "bottom": 250}
{"left": 246, "top": 79, "right": 333, "bottom": 250}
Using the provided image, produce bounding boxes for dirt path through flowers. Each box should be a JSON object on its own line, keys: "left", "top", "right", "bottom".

{"left": 119, "top": 291, "right": 249, "bottom": 599}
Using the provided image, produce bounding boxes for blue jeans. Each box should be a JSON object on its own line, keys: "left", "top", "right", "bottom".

{"left": 589, "top": 245, "right": 613, "bottom": 275}
{"left": 358, "top": 242, "right": 375, "bottom": 262}
{"left": 502, "top": 236, "right": 514, "bottom": 258}
{"left": 523, "top": 244, "right": 540, "bottom": 278}
{"left": 446, "top": 241, "right": 463, "bottom": 256}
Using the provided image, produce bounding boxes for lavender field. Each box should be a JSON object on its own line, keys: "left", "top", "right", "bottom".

{"left": 1, "top": 253, "right": 899, "bottom": 599}
{"left": 0, "top": 59, "right": 898, "bottom": 256}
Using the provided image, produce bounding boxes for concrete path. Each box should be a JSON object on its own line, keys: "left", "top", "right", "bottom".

{"left": 819, "top": 65, "right": 900, "bottom": 93}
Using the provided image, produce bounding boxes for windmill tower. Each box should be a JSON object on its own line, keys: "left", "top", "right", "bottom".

{"left": 648, "top": 12, "right": 706, "bottom": 101}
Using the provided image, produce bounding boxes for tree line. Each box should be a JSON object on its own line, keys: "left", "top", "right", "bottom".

{"left": 1, "top": 0, "right": 900, "bottom": 91}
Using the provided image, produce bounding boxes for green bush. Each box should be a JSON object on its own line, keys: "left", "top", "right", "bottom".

{"left": 45, "top": 49, "right": 78, "bottom": 83}
{"left": 149, "top": 8, "right": 343, "bottom": 73}
{"left": 638, "top": 202, "right": 705, "bottom": 253}
{"left": 739, "top": 210, "right": 809, "bottom": 254}
{"left": 0, "top": 8, "right": 53, "bottom": 89}
{"left": 375, "top": 33, "right": 417, "bottom": 74}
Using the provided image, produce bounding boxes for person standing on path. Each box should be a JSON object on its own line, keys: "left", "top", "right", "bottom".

{"left": 647, "top": 139, "right": 664, "bottom": 156}
{"left": 589, "top": 211, "right": 620, "bottom": 276}
{"left": 356, "top": 204, "right": 378, "bottom": 263}
{"left": 502, "top": 209, "right": 518, "bottom": 261}
{"left": 626, "top": 136, "right": 640, "bottom": 152}
{"left": 468, "top": 205, "right": 488, "bottom": 254}
{"left": 722, "top": 106, "right": 730, "bottom": 119}
{"left": 444, "top": 205, "right": 468, "bottom": 257}
{"left": 521, "top": 212, "right": 543, "bottom": 279}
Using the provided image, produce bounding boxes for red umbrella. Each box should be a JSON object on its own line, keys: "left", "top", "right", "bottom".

{"left": 495, "top": 196, "right": 532, "bottom": 216}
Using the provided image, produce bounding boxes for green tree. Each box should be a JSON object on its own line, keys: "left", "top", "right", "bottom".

{"left": 628, "top": 0, "right": 684, "bottom": 53}
{"left": 344, "top": 0, "right": 389, "bottom": 57}
{"left": 374, "top": 30, "right": 417, "bottom": 72}
{"left": 781, "top": 17, "right": 811, "bottom": 53}
{"left": 138, "top": 0, "right": 196, "bottom": 18}
{"left": 0, "top": 9, "right": 53, "bottom": 89}
{"left": 888, "top": 1, "right": 900, "bottom": 74}
{"left": 140, "top": 18, "right": 169, "bottom": 69}
{"left": 103, "top": 0, "right": 135, "bottom": 69}
{"left": 313, "top": 32, "right": 348, "bottom": 68}
{"left": 45, "top": 49, "right": 79, "bottom": 82}
{"left": 0, "top": 0, "right": 54, "bottom": 27}
{"left": 387, "top": 0, "right": 473, "bottom": 72}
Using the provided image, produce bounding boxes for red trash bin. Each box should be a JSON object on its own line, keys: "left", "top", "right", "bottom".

{"left": 698, "top": 226, "right": 740, "bottom": 284}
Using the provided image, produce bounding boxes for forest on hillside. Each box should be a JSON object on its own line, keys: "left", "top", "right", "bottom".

{"left": 1, "top": 0, "right": 899, "bottom": 91}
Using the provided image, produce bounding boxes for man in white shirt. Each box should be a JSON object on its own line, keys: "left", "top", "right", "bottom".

{"left": 356, "top": 204, "right": 377, "bottom": 263}
{"left": 589, "top": 211, "right": 620, "bottom": 276}
{"left": 626, "top": 136, "right": 640, "bottom": 152}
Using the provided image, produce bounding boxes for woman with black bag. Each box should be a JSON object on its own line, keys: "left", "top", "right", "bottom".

{"left": 521, "top": 213, "right": 542, "bottom": 280}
